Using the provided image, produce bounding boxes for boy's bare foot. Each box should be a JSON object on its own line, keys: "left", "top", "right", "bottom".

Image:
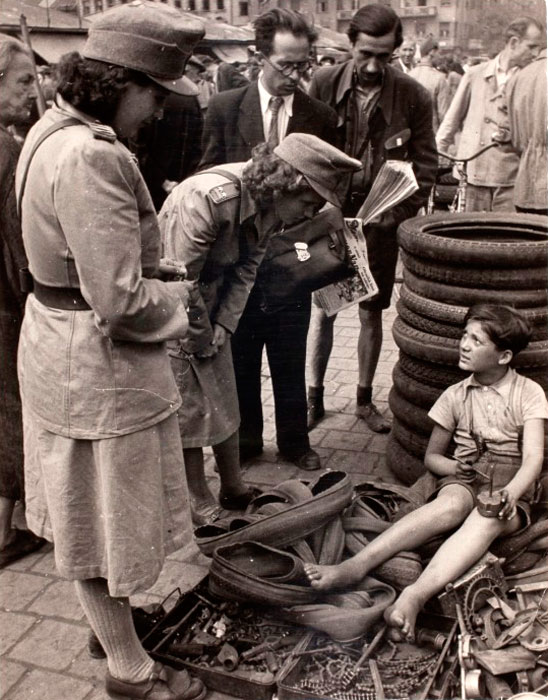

{"left": 384, "top": 588, "right": 421, "bottom": 641}
{"left": 304, "top": 561, "right": 362, "bottom": 590}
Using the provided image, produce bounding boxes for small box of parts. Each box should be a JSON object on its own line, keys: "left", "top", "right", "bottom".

{"left": 277, "top": 614, "right": 458, "bottom": 700}
{"left": 140, "top": 579, "right": 306, "bottom": 700}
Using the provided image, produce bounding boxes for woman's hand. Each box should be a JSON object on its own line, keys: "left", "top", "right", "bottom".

{"left": 158, "top": 257, "right": 187, "bottom": 280}
{"left": 195, "top": 324, "right": 230, "bottom": 359}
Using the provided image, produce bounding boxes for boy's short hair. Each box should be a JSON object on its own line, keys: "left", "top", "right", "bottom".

{"left": 464, "top": 304, "right": 532, "bottom": 356}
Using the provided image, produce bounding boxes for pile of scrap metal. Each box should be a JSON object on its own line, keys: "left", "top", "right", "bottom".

{"left": 191, "top": 470, "right": 548, "bottom": 699}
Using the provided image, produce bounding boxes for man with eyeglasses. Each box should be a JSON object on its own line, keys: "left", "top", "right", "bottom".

{"left": 199, "top": 8, "right": 338, "bottom": 473}
{"left": 306, "top": 3, "right": 437, "bottom": 434}
{"left": 200, "top": 8, "right": 336, "bottom": 168}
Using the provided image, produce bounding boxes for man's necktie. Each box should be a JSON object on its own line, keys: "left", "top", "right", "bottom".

{"left": 268, "top": 96, "right": 284, "bottom": 147}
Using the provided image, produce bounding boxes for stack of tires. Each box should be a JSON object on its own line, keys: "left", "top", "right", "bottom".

{"left": 387, "top": 212, "right": 548, "bottom": 486}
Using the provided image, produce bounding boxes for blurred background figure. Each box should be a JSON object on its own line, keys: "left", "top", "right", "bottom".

{"left": 216, "top": 58, "right": 249, "bottom": 91}
{"left": 506, "top": 46, "right": 547, "bottom": 215}
{"left": 409, "top": 37, "right": 450, "bottom": 131}
{"left": 391, "top": 37, "right": 416, "bottom": 73}
{"left": 0, "top": 32, "right": 45, "bottom": 569}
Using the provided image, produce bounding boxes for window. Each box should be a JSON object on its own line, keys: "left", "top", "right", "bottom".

{"left": 107, "top": 0, "right": 114, "bottom": 6}
{"left": 351, "top": 0, "right": 359, "bottom": 9}
{"left": 202, "top": 0, "right": 210, "bottom": 10}
{"left": 417, "top": 0, "right": 427, "bottom": 5}
{"left": 82, "top": 0, "right": 90, "bottom": 13}
{"left": 440, "top": 22, "right": 450, "bottom": 37}
{"left": 217, "top": 0, "right": 224, "bottom": 9}
{"left": 441, "top": 0, "right": 452, "bottom": 5}
{"left": 174, "top": 0, "right": 182, "bottom": 6}
{"left": 316, "top": 0, "right": 327, "bottom": 11}
{"left": 95, "top": 0, "right": 104, "bottom": 11}
{"left": 188, "top": 0, "right": 196, "bottom": 10}
{"left": 239, "top": 1, "right": 248, "bottom": 14}
{"left": 416, "top": 20, "right": 426, "bottom": 35}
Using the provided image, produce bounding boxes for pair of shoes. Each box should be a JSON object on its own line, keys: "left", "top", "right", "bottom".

{"left": 0, "top": 529, "right": 46, "bottom": 569}
{"left": 219, "top": 486, "right": 262, "bottom": 511}
{"left": 355, "top": 403, "right": 391, "bottom": 433}
{"left": 307, "top": 394, "right": 325, "bottom": 431}
{"left": 106, "top": 661, "right": 206, "bottom": 699}
{"left": 190, "top": 501, "right": 224, "bottom": 527}
{"left": 89, "top": 605, "right": 166, "bottom": 659}
{"left": 240, "top": 445, "right": 263, "bottom": 465}
{"left": 283, "top": 449, "right": 321, "bottom": 471}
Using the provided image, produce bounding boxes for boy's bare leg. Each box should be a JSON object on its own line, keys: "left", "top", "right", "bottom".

{"left": 305, "top": 485, "right": 473, "bottom": 590}
{"left": 385, "top": 507, "right": 520, "bottom": 640}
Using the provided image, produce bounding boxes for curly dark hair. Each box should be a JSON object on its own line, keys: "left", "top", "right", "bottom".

{"left": 55, "top": 52, "right": 157, "bottom": 124}
{"left": 242, "top": 142, "right": 311, "bottom": 204}
{"left": 347, "top": 4, "right": 403, "bottom": 48}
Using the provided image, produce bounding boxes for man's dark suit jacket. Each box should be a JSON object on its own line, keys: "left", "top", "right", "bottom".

{"left": 199, "top": 81, "right": 338, "bottom": 169}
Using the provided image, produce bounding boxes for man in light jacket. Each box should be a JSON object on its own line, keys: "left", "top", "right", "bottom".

{"left": 436, "top": 16, "right": 544, "bottom": 212}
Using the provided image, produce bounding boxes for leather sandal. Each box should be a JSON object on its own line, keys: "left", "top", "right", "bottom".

{"left": 190, "top": 501, "right": 223, "bottom": 527}
{"left": 106, "top": 661, "right": 206, "bottom": 699}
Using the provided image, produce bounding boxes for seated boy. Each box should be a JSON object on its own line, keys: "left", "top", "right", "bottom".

{"left": 305, "top": 304, "right": 547, "bottom": 640}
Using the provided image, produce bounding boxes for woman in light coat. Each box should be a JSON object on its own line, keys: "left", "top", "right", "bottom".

{"left": 16, "top": 4, "right": 208, "bottom": 699}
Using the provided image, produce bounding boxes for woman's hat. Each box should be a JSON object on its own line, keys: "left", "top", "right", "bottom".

{"left": 274, "top": 133, "right": 362, "bottom": 208}
{"left": 83, "top": 1, "right": 205, "bottom": 96}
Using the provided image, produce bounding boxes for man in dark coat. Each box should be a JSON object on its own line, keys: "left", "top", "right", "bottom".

{"left": 306, "top": 4, "right": 437, "bottom": 434}
{"left": 199, "top": 8, "right": 338, "bottom": 471}
{"left": 0, "top": 33, "right": 45, "bottom": 567}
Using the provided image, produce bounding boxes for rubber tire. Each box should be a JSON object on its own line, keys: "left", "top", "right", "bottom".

{"left": 398, "top": 351, "right": 548, "bottom": 392}
{"left": 386, "top": 434, "right": 426, "bottom": 486}
{"left": 400, "top": 249, "right": 547, "bottom": 290}
{"left": 397, "top": 299, "right": 463, "bottom": 340}
{"left": 393, "top": 316, "right": 548, "bottom": 369}
{"left": 392, "top": 418, "right": 430, "bottom": 459}
{"left": 393, "top": 361, "right": 445, "bottom": 409}
{"left": 404, "top": 268, "right": 548, "bottom": 308}
{"left": 399, "top": 286, "right": 548, "bottom": 339}
{"left": 398, "top": 212, "right": 548, "bottom": 267}
{"left": 388, "top": 387, "right": 434, "bottom": 435}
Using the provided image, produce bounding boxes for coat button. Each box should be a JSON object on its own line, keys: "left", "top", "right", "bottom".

{"left": 484, "top": 117, "right": 491, "bottom": 123}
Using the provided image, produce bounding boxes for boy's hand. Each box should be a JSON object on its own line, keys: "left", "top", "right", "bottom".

{"left": 455, "top": 459, "right": 476, "bottom": 483}
{"left": 498, "top": 490, "right": 518, "bottom": 520}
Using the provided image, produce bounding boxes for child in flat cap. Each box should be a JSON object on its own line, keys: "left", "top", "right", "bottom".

{"left": 16, "top": 4, "right": 208, "bottom": 699}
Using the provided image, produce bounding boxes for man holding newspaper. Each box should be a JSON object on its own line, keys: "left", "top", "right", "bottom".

{"left": 306, "top": 3, "right": 438, "bottom": 432}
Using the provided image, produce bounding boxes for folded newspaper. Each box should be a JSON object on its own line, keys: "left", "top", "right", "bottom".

{"left": 316, "top": 161, "right": 418, "bottom": 316}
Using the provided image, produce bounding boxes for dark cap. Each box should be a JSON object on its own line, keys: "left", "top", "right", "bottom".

{"left": 83, "top": 1, "right": 205, "bottom": 96}
{"left": 419, "top": 36, "right": 439, "bottom": 58}
{"left": 274, "top": 134, "right": 362, "bottom": 208}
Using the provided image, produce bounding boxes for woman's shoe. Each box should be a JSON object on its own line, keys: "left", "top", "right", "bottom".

{"left": 219, "top": 486, "right": 262, "bottom": 511}
{"left": 106, "top": 662, "right": 206, "bottom": 699}
{"left": 190, "top": 501, "right": 223, "bottom": 527}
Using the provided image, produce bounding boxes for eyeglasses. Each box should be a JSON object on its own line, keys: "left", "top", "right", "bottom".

{"left": 260, "top": 53, "right": 312, "bottom": 77}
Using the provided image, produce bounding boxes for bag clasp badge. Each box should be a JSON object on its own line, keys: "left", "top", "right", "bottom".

{"left": 294, "top": 242, "right": 310, "bottom": 262}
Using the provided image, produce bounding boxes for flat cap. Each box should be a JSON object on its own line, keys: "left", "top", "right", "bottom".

{"left": 83, "top": 0, "right": 205, "bottom": 96}
{"left": 419, "top": 36, "right": 439, "bottom": 58}
{"left": 274, "top": 134, "right": 362, "bottom": 208}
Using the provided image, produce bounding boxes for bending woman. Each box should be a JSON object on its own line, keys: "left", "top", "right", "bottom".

{"left": 16, "top": 5, "right": 208, "bottom": 699}
{"left": 160, "top": 134, "right": 362, "bottom": 524}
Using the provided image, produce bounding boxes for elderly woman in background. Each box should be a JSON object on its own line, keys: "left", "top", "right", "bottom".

{"left": 160, "top": 134, "right": 362, "bottom": 524}
{"left": 16, "top": 4, "right": 208, "bottom": 699}
{"left": 0, "top": 34, "right": 45, "bottom": 568}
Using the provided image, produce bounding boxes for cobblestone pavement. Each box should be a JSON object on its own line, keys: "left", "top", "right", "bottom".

{"left": 0, "top": 290, "right": 402, "bottom": 700}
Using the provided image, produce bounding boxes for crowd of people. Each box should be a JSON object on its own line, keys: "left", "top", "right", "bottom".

{"left": 0, "top": 1, "right": 546, "bottom": 697}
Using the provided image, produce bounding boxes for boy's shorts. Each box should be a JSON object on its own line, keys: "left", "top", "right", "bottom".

{"left": 427, "top": 453, "right": 534, "bottom": 532}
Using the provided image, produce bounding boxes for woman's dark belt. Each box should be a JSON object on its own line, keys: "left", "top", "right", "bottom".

{"left": 23, "top": 272, "right": 91, "bottom": 311}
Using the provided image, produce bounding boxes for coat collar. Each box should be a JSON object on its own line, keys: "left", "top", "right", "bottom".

{"left": 335, "top": 60, "right": 395, "bottom": 125}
